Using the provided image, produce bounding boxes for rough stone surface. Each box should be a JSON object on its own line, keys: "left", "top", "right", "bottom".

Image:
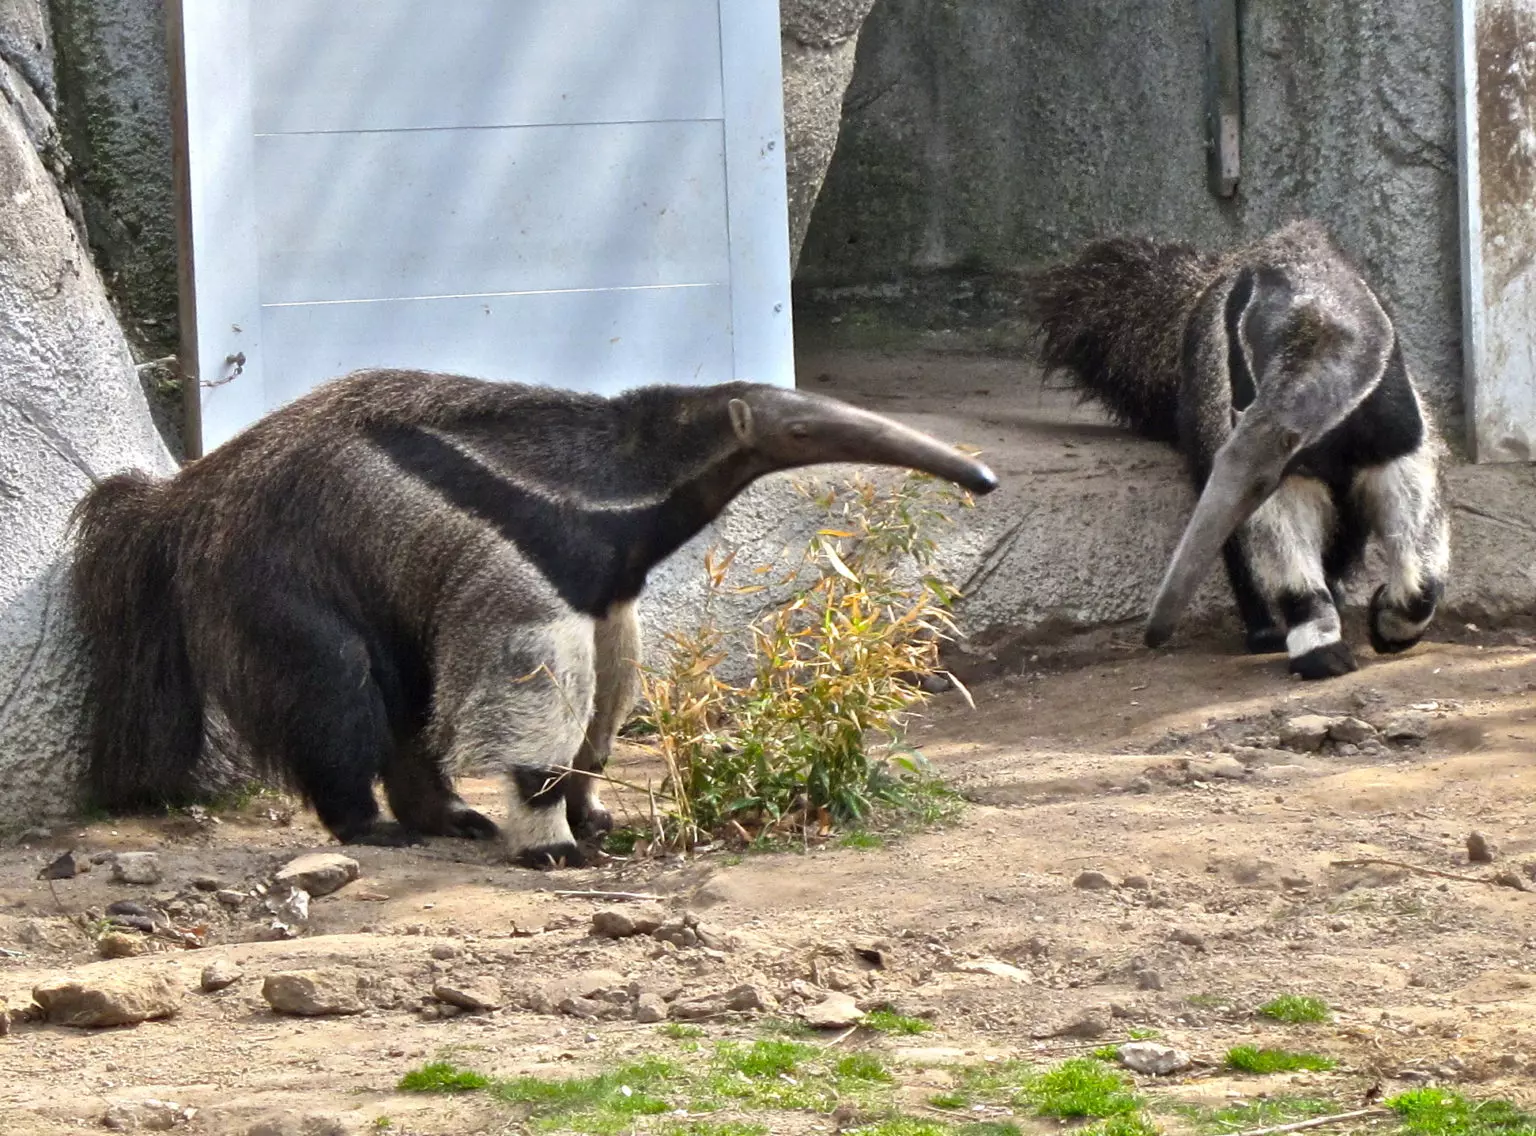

{"left": 801, "top": 0, "right": 1464, "bottom": 429}
{"left": 432, "top": 978, "right": 502, "bottom": 1012}
{"left": 1279, "top": 716, "right": 1337, "bottom": 753}
{"left": 1119, "top": 1040, "right": 1194, "bottom": 1075}
{"left": 1329, "top": 717, "right": 1376, "bottom": 745}
{"left": 1468, "top": 832, "right": 1495, "bottom": 864}
{"left": 800, "top": 990, "right": 865, "bottom": 1028}
{"left": 200, "top": 960, "right": 243, "bottom": 993}
{"left": 0, "top": 1, "right": 177, "bottom": 827}
{"left": 33, "top": 970, "right": 182, "bottom": 1027}
{"left": 1073, "top": 870, "right": 1114, "bottom": 890}
{"left": 261, "top": 970, "right": 364, "bottom": 1017}
{"left": 273, "top": 853, "right": 359, "bottom": 898}
{"left": 635, "top": 992, "right": 669, "bottom": 1023}
{"left": 110, "top": 852, "right": 162, "bottom": 885}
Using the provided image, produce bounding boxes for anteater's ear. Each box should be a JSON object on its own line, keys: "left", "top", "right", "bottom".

{"left": 728, "top": 398, "right": 755, "bottom": 444}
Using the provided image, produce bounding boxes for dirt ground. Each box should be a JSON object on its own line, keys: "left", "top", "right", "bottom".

{"left": 2, "top": 627, "right": 1535, "bottom": 1135}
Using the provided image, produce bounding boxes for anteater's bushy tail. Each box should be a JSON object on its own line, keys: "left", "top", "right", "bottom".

{"left": 1026, "top": 237, "right": 1220, "bottom": 445}
{"left": 69, "top": 472, "right": 203, "bottom": 811}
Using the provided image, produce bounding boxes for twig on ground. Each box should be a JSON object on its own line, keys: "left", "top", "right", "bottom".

{"left": 551, "top": 890, "right": 664, "bottom": 902}
{"left": 1330, "top": 858, "right": 1500, "bottom": 885}
{"left": 1226, "top": 1107, "right": 1390, "bottom": 1136}
{"left": 820, "top": 1025, "right": 859, "bottom": 1048}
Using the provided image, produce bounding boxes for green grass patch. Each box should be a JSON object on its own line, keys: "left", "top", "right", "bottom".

{"left": 1092, "top": 1045, "right": 1122, "bottom": 1062}
{"left": 491, "top": 1056, "right": 679, "bottom": 1131}
{"left": 660, "top": 1022, "right": 706, "bottom": 1040}
{"left": 836, "top": 1053, "right": 896, "bottom": 1084}
{"left": 1258, "top": 995, "right": 1331, "bottom": 1024}
{"left": 863, "top": 1009, "right": 934, "bottom": 1036}
{"left": 1127, "top": 1028, "right": 1160, "bottom": 1040}
{"left": 1390, "top": 1088, "right": 1536, "bottom": 1136}
{"left": 602, "top": 827, "right": 642, "bottom": 855}
{"left": 1164, "top": 1096, "right": 1338, "bottom": 1134}
{"left": 759, "top": 1017, "right": 818, "bottom": 1039}
{"left": 396, "top": 1061, "right": 490, "bottom": 1093}
{"left": 1225, "top": 1046, "right": 1336, "bottom": 1074}
{"left": 658, "top": 1123, "right": 769, "bottom": 1136}
{"left": 839, "top": 830, "right": 887, "bottom": 850}
{"left": 1023, "top": 1058, "right": 1141, "bottom": 1119}
{"left": 1078, "top": 1116, "right": 1161, "bottom": 1136}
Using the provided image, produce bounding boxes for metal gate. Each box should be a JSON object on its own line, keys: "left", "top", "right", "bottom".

{"left": 170, "top": 0, "right": 793, "bottom": 455}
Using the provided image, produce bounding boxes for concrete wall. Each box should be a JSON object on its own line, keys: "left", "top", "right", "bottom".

{"left": 799, "top": 0, "right": 1466, "bottom": 434}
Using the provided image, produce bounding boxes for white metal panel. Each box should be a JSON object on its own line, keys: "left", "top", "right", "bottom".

{"left": 1456, "top": 0, "right": 1536, "bottom": 463}
{"left": 255, "top": 121, "right": 729, "bottom": 304}
{"left": 250, "top": 0, "right": 724, "bottom": 134}
{"left": 175, "top": 0, "right": 794, "bottom": 456}
{"left": 261, "top": 285, "right": 734, "bottom": 407}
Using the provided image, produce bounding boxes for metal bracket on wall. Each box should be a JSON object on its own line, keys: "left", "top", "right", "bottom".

{"left": 1200, "top": 0, "right": 1242, "bottom": 198}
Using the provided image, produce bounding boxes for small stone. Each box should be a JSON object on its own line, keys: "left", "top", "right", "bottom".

{"left": 1193, "top": 755, "right": 1247, "bottom": 780}
{"left": 97, "top": 931, "right": 150, "bottom": 959}
{"left": 1073, "top": 870, "right": 1114, "bottom": 890}
{"left": 200, "top": 960, "right": 244, "bottom": 992}
{"left": 560, "top": 994, "right": 628, "bottom": 1021}
{"left": 38, "top": 850, "right": 90, "bottom": 880}
{"left": 800, "top": 990, "right": 865, "bottom": 1029}
{"left": 1383, "top": 713, "right": 1429, "bottom": 742}
{"left": 274, "top": 852, "right": 359, "bottom": 897}
{"left": 591, "top": 909, "right": 638, "bottom": 938}
{"left": 1135, "top": 970, "right": 1164, "bottom": 991}
{"left": 191, "top": 876, "right": 221, "bottom": 892}
{"left": 1279, "top": 715, "right": 1336, "bottom": 752}
{"left": 215, "top": 889, "right": 245, "bottom": 908}
{"left": 1328, "top": 717, "right": 1375, "bottom": 745}
{"left": 33, "top": 971, "right": 182, "bottom": 1028}
{"left": 1492, "top": 871, "right": 1527, "bottom": 892}
{"left": 111, "top": 852, "right": 163, "bottom": 885}
{"left": 635, "top": 992, "right": 668, "bottom": 1022}
{"left": 1119, "top": 1040, "right": 1194, "bottom": 1075}
{"left": 1120, "top": 875, "right": 1151, "bottom": 890}
{"left": 433, "top": 977, "right": 502, "bottom": 1012}
{"left": 17, "top": 826, "right": 52, "bottom": 843}
{"left": 261, "top": 969, "right": 363, "bottom": 1016}
{"left": 1042, "top": 1010, "right": 1111, "bottom": 1039}
{"left": 1170, "top": 928, "right": 1207, "bottom": 950}
{"left": 1468, "top": 832, "right": 1495, "bottom": 864}
{"left": 265, "top": 887, "right": 310, "bottom": 926}
{"left": 429, "top": 942, "right": 459, "bottom": 960}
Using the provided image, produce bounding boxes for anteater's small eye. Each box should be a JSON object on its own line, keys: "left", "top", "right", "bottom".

{"left": 789, "top": 422, "right": 810, "bottom": 439}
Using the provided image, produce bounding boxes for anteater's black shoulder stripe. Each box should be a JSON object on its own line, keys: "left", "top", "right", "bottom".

{"left": 1223, "top": 267, "right": 1258, "bottom": 413}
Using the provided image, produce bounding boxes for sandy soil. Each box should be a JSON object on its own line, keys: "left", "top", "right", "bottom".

{"left": 2, "top": 627, "right": 1535, "bottom": 1135}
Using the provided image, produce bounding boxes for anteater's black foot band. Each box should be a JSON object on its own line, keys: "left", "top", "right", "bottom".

{"left": 1289, "top": 640, "right": 1358, "bottom": 680}
{"left": 334, "top": 819, "right": 422, "bottom": 847}
{"left": 1244, "top": 626, "right": 1287, "bottom": 655}
{"left": 518, "top": 841, "right": 586, "bottom": 870}
{"left": 1368, "top": 583, "right": 1440, "bottom": 656}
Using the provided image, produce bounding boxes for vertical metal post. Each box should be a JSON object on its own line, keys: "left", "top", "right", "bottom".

{"left": 1201, "top": 0, "right": 1242, "bottom": 198}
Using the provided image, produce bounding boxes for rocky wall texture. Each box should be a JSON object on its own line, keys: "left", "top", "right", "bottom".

{"left": 800, "top": 0, "right": 1465, "bottom": 433}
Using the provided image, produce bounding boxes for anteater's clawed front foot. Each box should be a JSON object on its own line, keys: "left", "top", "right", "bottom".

{"left": 567, "top": 798, "right": 613, "bottom": 844}
{"left": 443, "top": 805, "right": 502, "bottom": 842}
{"left": 1244, "top": 626, "right": 1287, "bottom": 655}
{"left": 334, "top": 819, "right": 422, "bottom": 847}
{"left": 517, "top": 842, "right": 587, "bottom": 870}
{"left": 1289, "top": 640, "right": 1358, "bottom": 680}
{"left": 1368, "top": 583, "right": 1437, "bottom": 656}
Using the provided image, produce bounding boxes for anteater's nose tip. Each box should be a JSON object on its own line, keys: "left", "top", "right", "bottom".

{"left": 968, "top": 463, "right": 1000, "bottom": 495}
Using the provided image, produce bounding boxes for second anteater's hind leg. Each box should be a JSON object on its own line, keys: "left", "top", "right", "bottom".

{"left": 1236, "top": 476, "right": 1357, "bottom": 679}
{"left": 567, "top": 601, "right": 642, "bottom": 844}
{"left": 1355, "top": 448, "right": 1450, "bottom": 654}
{"left": 211, "top": 599, "right": 411, "bottom": 846}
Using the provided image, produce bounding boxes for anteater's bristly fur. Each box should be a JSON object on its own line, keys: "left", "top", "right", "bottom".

{"left": 1027, "top": 237, "right": 1219, "bottom": 444}
{"left": 65, "top": 369, "right": 997, "bottom": 866}
{"left": 1023, "top": 220, "right": 1450, "bottom": 681}
{"left": 70, "top": 473, "right": 205, "bottom": 812}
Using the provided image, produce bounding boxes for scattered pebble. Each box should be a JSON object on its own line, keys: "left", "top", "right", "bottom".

{"left": 1279, "top": 715, "right": 1335, "bottom": 752}
{"left": 432, "top": 977, "right": 502, "bottom": 1012}
{"left": 273, "top": 853, "right": 359, "bottom": 898}
{"left": 97, "top": 931, "right": 150, "bottom": 959}
{"left": 38, "top": 850, "right": 90, "bottom": 880}
{"left": 1118, "top": 1040, "right": 1193, "bottom": 1075}
{"left": 1073, "top": 870, "right": 1114, "bottom": 890}
{"left": 1468, "top": 832, "right": 1495, "bottom": 864}
{"left": 200, "top": 960, "right": 244, "bottom": 993}
{"left": 1170, "top": 928, "right": 1207, "bottom": 950}
{"left": 110, "top": 852, "right": 163, "bottom": 886}
{"left": 635, "top": 992, "right": 668, "bottom": 1023}
{"left": 799, "top": 990, "right": 864, "bottom": 1029}
{"left": 1328, "top": 717, "right": 1375, "bottom": 745}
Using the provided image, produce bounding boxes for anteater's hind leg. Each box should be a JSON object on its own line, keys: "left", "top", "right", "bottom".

{"left": 1355, "top": 449, "right": 1449, "bottom": 654}
{"left": 566, "top": 602, "right": 642, "bottom": 844}
{"left": 210, "top": 597, "right": 412, "bottom": 846}
{"left": 1233, "top": 476, "right": 1357, "bottom": 679}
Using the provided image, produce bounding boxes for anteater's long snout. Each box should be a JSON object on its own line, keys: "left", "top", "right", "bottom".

{"left": 807, "top": 400, "right": 999, "bottom": 495}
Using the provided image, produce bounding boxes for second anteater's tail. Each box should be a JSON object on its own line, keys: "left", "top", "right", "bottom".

{"left": 1026, "top": 237, "right": 1219, "bottom": 445}
{"left": 69, "top": 472, "right": 204, "bottom": 811}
